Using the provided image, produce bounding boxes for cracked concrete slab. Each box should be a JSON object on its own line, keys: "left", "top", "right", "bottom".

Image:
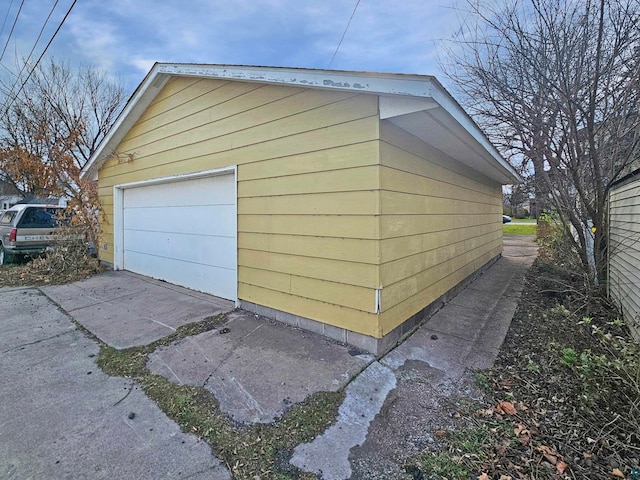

{"left": 290, "top": 235, "right": 539, "bottom": 479}
{"left": 290, "top": 361, "right": 397, "bottom": 479}
{"left": 41, "top": 270, "right": 234, "bottom": 349}
{"left": 148, "top": 311, "right": 374, "bottom": 424}
{"left": 0, "top": 287, "right": 230, "bottom": 480}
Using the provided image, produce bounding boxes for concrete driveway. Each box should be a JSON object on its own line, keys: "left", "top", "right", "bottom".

{"left": 1, "top": 270, "right": 373, "bottom": 478}
{"left": 1, "top": 235, "right": 538, "bottom": 479}
{"left": 0, "top": 286, "right": 230, "bottom": 480}
{"left": 40, "top": 270, "right": 235, "bottom": 349}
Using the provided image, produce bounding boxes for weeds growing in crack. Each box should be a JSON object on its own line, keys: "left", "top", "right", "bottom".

{"left": 95, "top": 314, "right": 343, "bottom": 479}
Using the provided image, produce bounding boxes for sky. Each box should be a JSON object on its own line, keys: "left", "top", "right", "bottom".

{"left": 0, "top": 0, "right": 467, "bottom": 94}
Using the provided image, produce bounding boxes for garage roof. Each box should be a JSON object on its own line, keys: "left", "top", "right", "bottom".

{"left": 80, "top": 63, "right": 522, "bottom": 184}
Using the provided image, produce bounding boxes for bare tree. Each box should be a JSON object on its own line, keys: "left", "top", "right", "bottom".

{"left": 444, "top": 0, "right": 640, "bottom": 286}
{"left": 0, "top": 58, "right": 126, "bottom": 239}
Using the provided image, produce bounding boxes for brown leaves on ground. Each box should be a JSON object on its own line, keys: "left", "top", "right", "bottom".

{"left": 496, "top": 400, "right": 517, "bottom": 416}
{"left": 407, "top": 254, "right": 640, "bottom": 480}
{"left": 0, "top": 250, "right": 104, "bottom": 287}
{"left": 471, "top": 257, "right": 640, "bottom": 479}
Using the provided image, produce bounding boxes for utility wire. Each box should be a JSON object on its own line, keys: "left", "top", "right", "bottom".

{"left": 0, "top": 0, "right": 24, "bottom": 63}
{"left": 8, "top": 0, "right": 60, "bottom": 93}
{"left": 2, "top": 0, "right": 77, "bottom": 113}
{"left": 328, "top": 0, "right": 361, "bottom": 68}
{"left": 0, "top": 0, "right": 16, "bottom": 42}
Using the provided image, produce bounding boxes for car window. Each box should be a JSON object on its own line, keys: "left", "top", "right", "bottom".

{"left": 0, "top": 210, "right": 17, "bottom": 224}
{"left": 16, "top": 207, "right": 62, "bottom": 228}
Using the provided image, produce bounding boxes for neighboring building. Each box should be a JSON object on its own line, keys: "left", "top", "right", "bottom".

{"left": 609, "top": 168, "right": 640, "bottom": 339}
{"left": 0, "top": 180, "right": 22, "bottom": 210}
{"left": 80, "top": 64, "right": 521, "bottom": 354}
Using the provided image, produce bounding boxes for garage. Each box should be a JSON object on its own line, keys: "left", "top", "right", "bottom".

{"left": 84, "top": 64, "right": 520, "bottom": 354}
{"left": 115, "top": 170, "right": 237, "bottom": 301}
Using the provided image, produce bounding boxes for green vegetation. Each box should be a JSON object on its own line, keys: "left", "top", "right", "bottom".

{"left": 405, "top": 235, "right": 640, "bottom": 479}
{"left": 97, "top": 315, "right": 342, "bottom": 479}
{"left": 410, "top": 420, "right": 514, "bottom": 480}
{"left": 503, "top": 223, "right": 536, "bottom": 235}
{"left": 561, "top": 347, "right": 578, "bottom": 367}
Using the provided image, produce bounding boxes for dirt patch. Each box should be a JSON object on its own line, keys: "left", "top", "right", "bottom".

{"left": 349, "top": 362, "right": 488, "bottom": 479}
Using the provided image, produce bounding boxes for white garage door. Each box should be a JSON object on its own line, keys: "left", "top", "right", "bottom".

{"left": 121, "top": 173, "right": 236, "bottom": 300}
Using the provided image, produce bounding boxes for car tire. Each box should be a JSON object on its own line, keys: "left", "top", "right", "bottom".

{"left": 0, "top": 244, "right": 13, "bottom": 265}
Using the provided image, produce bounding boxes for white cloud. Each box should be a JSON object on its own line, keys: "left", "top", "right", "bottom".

{"left": 128, "top": 57, "right": 156, "bottom": 74}
{"left": 3, "top": 0, "right": 464, "bottom": 90}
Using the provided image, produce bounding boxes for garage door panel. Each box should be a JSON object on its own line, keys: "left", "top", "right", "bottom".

{"left": 124, "top": 230, "right": 236, "bottom": 269}
{"left": 121, "top": 172, "right": 236, "bottom": 300}
{"left": 125, "top": 176, "right": 234, "bottom": 208}
{"left": 124, "top": 251, "right": 236, "bottom": 299}
{"left": 124, "top": 205, "right": 236, "bottom": 237}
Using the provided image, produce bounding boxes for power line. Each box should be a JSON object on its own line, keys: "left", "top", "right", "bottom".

{"left": 2, "top": 0, "right": 77, "bottom": 113}
{"left": 328, "top": 0, "right": 361, "bottom": 68}
{"left": 0, "top": 0, "right": 17, "bottom": 41}
{"left": 0, "top": 0, "right": 24, "bottom": 63}
{"left": 10, "top": 0, "right": 61, "bottom": 89}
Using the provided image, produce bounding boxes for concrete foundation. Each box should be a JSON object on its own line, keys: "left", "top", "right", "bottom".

{"left": 241, "top": 255, "right": 501, "bottom": 356}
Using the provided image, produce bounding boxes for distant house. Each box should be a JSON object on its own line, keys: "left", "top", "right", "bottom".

{"left": 0, "top": 180, "right": 21, "bottom": 210}
{"left": 81, "top": 64, "right": 521, "bottom": 354}
{"left": 609, "top": 168, "right": 640, "bottom": 339}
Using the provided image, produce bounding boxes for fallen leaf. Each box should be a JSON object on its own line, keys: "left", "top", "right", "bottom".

{"left": 543, "top": 453, "right": 558, "bottom": 465}
{"left": 518, "top": 434, "right": 531, "bottom": 446}
{"left": 612, "top": 468, "right": 625, "bottom": 478}
{"left": 479, "top": 473, "right": 490, "bottom": 480}
{"left": 495, "top": 444, "right": 507, "bottom": 456}
{"left": 476, "top": 408, "right": 495, "bottom": 417}
{"left": 514, "top": 424, "right": 529, "bottom": 436}
{"left": 557, "top": 461, "right": 568, "bottom": 474}
{"left": 435, "top": 429, "right": 447, "bottom": 438}
{"left": 499, "top": 476, "right": 513, "bottom": 480}
{"left": 497, "top": 401, "right": 517, "bottom": 415}
{"left": 498, "top": 379, "right": 512, "bottom": 389}
{"left": 536, "top": 445, "right": 556, "bottom": 455}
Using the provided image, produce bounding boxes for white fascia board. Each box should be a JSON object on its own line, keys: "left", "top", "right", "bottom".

{"left": 155, "top": 63, "right": 440, "bottom": 97}
{"left": 113, "top": 165, "right": 235, "bottom": 190}
{"left": 427, "top": 82, "right": 522, "bottom": 183}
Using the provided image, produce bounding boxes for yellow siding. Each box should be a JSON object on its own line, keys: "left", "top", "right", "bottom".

{"left": 97, "top": 76, "right": 507, "bottom": 341}
{"left": 239, "top": 233, "right": 377, "bottom": 264}
{"left": 378, "top": 121, "right": 503, "bottom": 334}
{"left": 98, "top": 116, "right": 378, "bottom": 185}
{"left": 238, "top": 283, "right": 380, "bottom": 337}
{"left": 97, "top": 77, "right": 381, "bottom": 334}
{"left": 379, "top": 242, "right": 501, "bottom": 334}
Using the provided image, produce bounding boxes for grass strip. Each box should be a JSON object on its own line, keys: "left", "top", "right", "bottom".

{"left": 97, "top": 315, "right": 342, "bottom": 479}
{"left": 503, "top": 224, "right": 537, "bottom": 235}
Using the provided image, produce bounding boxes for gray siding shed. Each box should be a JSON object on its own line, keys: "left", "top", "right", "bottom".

{"left": 609, "top": 169, "right": 640, "bottom": 338}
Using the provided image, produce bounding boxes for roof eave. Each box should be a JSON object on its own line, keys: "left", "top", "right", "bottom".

{"left": 81, "top": 63, "right": 521, "bottom": 185}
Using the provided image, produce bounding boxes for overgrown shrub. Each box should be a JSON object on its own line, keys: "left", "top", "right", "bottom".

{"left": 20, "top": 222, "right": 102, "bottom": 284}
